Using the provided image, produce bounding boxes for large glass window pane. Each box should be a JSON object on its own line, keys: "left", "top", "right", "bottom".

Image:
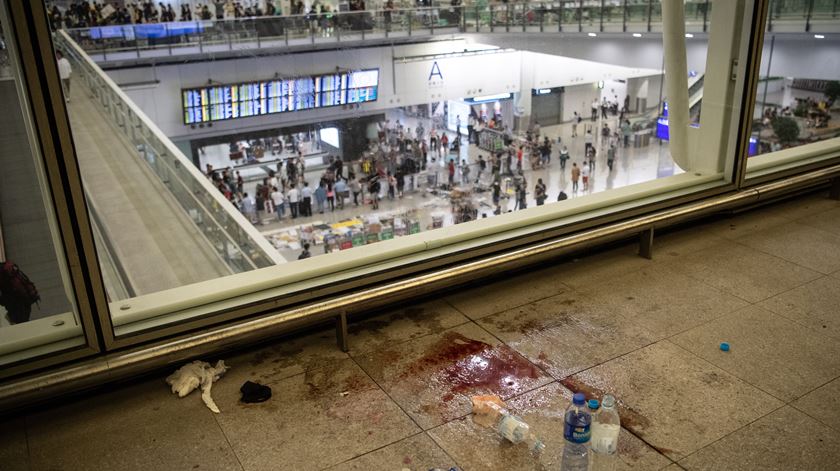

{"left": 0, "top": 2, "right": 92, "bottom": 368}
{"left": 43, "top": 1, "right": 750, "bottom": 343}
{"left": 747, "top": 6, "right": 840, "bottom": 179}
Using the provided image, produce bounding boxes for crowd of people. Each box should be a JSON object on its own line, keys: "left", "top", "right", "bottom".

{"left": 47, "top": 0, "right": 374, "bottom": 29}
{"left": 204, "top": 104, "right": 633, "bottom": 238}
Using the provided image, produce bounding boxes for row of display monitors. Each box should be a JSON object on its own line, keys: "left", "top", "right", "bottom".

{"left": 182, "top": 69, "right": 380, "bottom": 125}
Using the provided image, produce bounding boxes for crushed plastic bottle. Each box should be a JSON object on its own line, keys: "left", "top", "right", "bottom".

{"left": 561, "top": 392, "right": 591, "bottom": 471}
{"left": 471, "top": 395, "right": 546, "bottom": 454}
{"left": 591, "top": 394, "right": 621, "bottom": 471}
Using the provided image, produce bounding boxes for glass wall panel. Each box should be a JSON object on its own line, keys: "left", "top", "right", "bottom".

{"left": 747, "top": 8, "right": 840, "bottom": 179}
{"left": 0, "top": 1, "right": 93, "bottom": 368}
{"left": 38, "top": 0, "right": 752, "bottom": 344}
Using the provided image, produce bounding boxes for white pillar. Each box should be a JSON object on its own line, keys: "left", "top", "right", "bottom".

{"left": 661, "top": 0, "right": 690, "bottom": 171}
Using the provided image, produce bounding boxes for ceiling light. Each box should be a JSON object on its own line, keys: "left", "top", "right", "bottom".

{"left": 588, "top": 33, "right": 597, "bottom": 37}
{"left": 814, "top": 34, "right": 825, "bottom": 39}
{"left": 632, "top": 33, "right": 642, "bottom": 38}
{"left": 685, "top": 33, "right": 694, "bottom": 38}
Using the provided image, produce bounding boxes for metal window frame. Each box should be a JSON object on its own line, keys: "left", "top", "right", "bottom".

{"left": 0, "top": 1, "right": 108, "bottom": 378}
{"left": 9, "top": 0, "right": 840, "bottom": 394}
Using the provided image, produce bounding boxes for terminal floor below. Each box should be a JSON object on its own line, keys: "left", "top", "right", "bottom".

{"left": 4, "top": 189, "right": 840, "bottom": 470}
{"left": 203, "top": 112, "right": 677, "bottom": 259}
{"left": 67, "top": 86, "right": 231, "bottom": 297}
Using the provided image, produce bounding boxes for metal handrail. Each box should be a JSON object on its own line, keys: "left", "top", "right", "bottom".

{"left": 55, "top": 30, "right": 286, "bottom": 273}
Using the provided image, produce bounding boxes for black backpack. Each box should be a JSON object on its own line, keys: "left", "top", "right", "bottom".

{"left": 0, "top": 261, "right": 40, "bottom": 307}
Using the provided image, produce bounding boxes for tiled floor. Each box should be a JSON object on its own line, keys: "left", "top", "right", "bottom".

{"left": 3, "top": 190, "right": 840, "bottom": 470}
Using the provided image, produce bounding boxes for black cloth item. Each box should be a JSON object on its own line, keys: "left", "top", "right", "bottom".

{"left": 240, "top": 381, "right": 272, "bottom": 403}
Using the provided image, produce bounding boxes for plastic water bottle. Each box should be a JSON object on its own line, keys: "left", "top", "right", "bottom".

{"left": 496, "top": 414, "right": 546, "bottom": 453}
{"left": 591, "top": 394, "right": 621, "bottom": 471}
{"left": 561, "top": 392, "right": 592, "bottom": 471}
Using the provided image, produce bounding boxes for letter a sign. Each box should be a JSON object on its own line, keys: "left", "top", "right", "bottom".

{"left": 429, "top": 61, "right": 443, "bottom": 81}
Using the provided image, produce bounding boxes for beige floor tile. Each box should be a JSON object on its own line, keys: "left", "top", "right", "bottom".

{"left": 759, "top": 276, "right": 840, "bottom": 340}
{"left": 0, "top": 417, "right": 29, "bottom": 471}
{"left": 671, "top": 306, "right": 840, "bottom": 402}
{"left": 354, "top": 322, "right": 553, "bottom": 430}
{"left": 213, "top": 359, "right": 419, "bottom": 471}
{"left": 222, "top": 329, "right": 350, "bottom": 388}
{"left": 347, "top": 299, "right": 470, "bottom": 355}
{"left": 649, "top": 227, "right": 726, "bottom": 261}
{"left": 701, "top": 208, "right": 792, "bottom": 240}
{"left": 562, "top": 341, "right": 783, "bottom": 461}
{"left": 796, "top": 206, "right": 840, "bottom": 236}
{"left": 26, "top": 380, "right": 242, "bottom": 471}
{"left": 579, "top": 266, "right": 749, "bottom": 338}
{"left": 552, "top": 244, "right": 654, "bottom": 291}
{"left": 444, "top": 266, "right": 572, "bottom": 320}
{"left": 735, "top": 221, "right": 840, "bottom": 274}
{"left": 757, "top": 191, "right": 840, "bottom": 221}
{"left": 666, "top": 239, "right": 821, "bottom": 303}
{"left": 328, "top": 433, "right": 455, "bottom": 470}
{"left": 678, "top": 406, "right": 840, "bottom": 471}
{"left": 477, "top": 292, "right": 658, "bottom": 379}
{"left": 428, "top": 382, "right": 671, "bottom": 471}
{"left": 793, "top": 378, "right": 840, "bottom": 433}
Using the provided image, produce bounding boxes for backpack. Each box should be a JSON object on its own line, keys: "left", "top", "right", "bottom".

{"left": 0, "top": 261, "right": 40, "bottom": 306}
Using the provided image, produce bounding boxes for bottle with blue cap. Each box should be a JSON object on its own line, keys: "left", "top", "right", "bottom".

{"left": 561, "top": 392, "right": 592, "bottom": 471}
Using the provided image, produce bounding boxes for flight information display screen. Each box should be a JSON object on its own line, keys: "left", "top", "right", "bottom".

{"left": 182, "top": 69, "right": 380, "bottom": 125}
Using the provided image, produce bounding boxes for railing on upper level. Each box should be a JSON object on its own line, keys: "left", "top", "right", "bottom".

{"left": 55, "top": 30, "right": 286, "bottom": 272}
{"left": 64, "top": 0, "right": 839, "bottom": 60}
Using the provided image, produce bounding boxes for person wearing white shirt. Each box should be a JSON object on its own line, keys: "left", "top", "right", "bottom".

{"left": 287, "top": 184, "right": 300, "bottom": 218}
{"left": 270, "top": 187, "right": 285, "bottom": 220}
{"left": 56, "top": 51, "right": 72, "bottom": 102}
{"left": 300, "top": 182, "right": 313, "bottom": 217}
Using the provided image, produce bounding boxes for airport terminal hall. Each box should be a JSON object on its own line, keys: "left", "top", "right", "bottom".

{"left": 3, "top": 0, "right": 840, "bottom": 469}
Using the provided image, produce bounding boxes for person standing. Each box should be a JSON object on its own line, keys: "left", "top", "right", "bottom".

{"left": 558, "top": 145, "right": 570, "bottom": 170}
{"left": 584, "top": 130, "right": 594, "bottom": 156}
{"left": 468, "top": 114, "right": 476, "bottom": 144}
{"left": 581, "top": 162, "right": 591, "bottom": 191}
{"left": 287, "top": 184, "right": 299, "bottom": 218}
{"left": 572, "top": 111, "right": 580, "bottom": 137}
{"left": 607, "top": 144, "right": 616, "bottom": 171}
{"left": 350, "top": 177, "right": 361, "bottom": 206}
{"left": 571, "top": 162, "right": 580, "bottom": 192}
{"left": 447, "top": 159, "right": 456, "bottom": 186}
{"left": 314, "top": 181, "right": 327, "bottom": 213}
{"left": 56, "top": 51, "right": 72, "bottom": 102}
{"left": 621, "top": 119, "right": 632, "bottom": 147}
{"left": 270, "top": 186, "right": 285, "bottom": 220}
{"left": 534, "top": 178, "right": 547, "bottom": 206}
{"left": 476, "top": 155, "right": 486, "bottom": 183}
{"left": 241, "top": 193, "right": 257, "bottom": 223}
{"left": 591, "top": 98, "right": 599, "bottom": 122}
{"left": 301, "top": 181, "right": 313, "bottom": 216}
{"left": 334, "top": 177, "right": 348, "bottom": 209}
{"left": 460, "top": 159, "right": 470, "bottom": 184}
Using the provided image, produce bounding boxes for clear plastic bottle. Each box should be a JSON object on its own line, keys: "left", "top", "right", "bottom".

{"left": 471, "top": 395, "right": 545, "bottom": 454}
{"left": 591, "top": 394, "right": 621, "bottom": 471}
{"left": 496, "top": 413, "right": 546, "bottom": 453}
{"left": 561, "top": 392, "right": 591, "bottom": 471}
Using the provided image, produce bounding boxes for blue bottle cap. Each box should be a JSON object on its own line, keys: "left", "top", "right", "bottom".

{"left": 720, "top": 342, "right": 730, "bottom": 352}
{"left": 573, "top": 392, "right": 586, "bottom": 405}
{"left": 588, "top": 399, "right": 600, "bottom": 410}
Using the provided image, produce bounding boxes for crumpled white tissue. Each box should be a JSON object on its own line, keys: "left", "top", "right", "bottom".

{"left": 165, "top": 360, "right": 229, "bottom": 413}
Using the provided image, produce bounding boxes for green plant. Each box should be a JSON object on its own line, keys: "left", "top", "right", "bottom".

{"left": 825, "top": 81, "right": 840, "bottom": 104}
{"left": 772, "top": 117, "right": 799, "bottom": 145}
{"left": 793, "top": 101, "right": 809, "bottom": 118}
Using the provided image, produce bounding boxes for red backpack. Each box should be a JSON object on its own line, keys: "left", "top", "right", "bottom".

{"left": 0, "top": 261, "right": 40, "bottom": 307}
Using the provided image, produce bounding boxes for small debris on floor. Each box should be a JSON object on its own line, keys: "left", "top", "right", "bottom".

{"left": 240, "top": 380, "right": 272, "bottom": 403}
{"left": 720, "top": 342, "right": 730, "bottom": 352}
{"left": 166, "top": 360, "right": 229, "bottom": 413}
{"left": 339, "top": 391, "right": 350, "bottom": 397}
